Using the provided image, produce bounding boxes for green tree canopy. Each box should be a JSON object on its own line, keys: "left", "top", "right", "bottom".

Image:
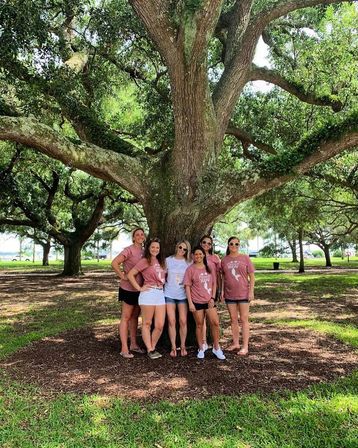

{"left": 0, "top": 1, "right": 357, "bottom": 250}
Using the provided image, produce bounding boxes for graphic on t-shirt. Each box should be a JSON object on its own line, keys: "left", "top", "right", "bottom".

{"left": 199, "top": 272, "right": 212, "bottom": 295}
{"left": 155, "top": 264, "right": 165, "bottom": 284}
{"left": 175, "top": 273, "right": 182, "bottom": 285}
{"left": 228, "top": 260, "right": 240, "bottom": 282}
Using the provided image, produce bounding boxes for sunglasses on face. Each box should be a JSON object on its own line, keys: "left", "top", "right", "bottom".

{"left": 229, "top": 242, "right": 240, "bottom": 246}
{"left": 178, "top": 245, "right": 188, "bottom": 252}
{"left": 202, "top": 241, "right": 212, "bottom": 246}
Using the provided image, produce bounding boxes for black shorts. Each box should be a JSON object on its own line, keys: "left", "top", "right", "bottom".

{"left": 225, "top": 298, "right": 249, "bottom": 304}
{"left": 118, "top": 288, "right": 140, "bottom": 306}
{"left": 194, "top": 302, "right": 216, "bottom": 311}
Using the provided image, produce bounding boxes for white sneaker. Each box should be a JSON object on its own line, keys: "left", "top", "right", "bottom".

{"left": 212, "top": 347, "right": 226, "bottom": 360}
{"left": 202, "top": 342, "right": 208, "bottom": 352}
{"left": 197, "top": 349, "right": 205, "bottom": 359}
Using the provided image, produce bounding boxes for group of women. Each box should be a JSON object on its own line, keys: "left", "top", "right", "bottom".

{"left": 111, "top": 229, "right": 255, "bottom": 360}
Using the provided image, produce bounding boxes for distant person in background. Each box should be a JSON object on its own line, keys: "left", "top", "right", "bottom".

{"left": 128, "top": 238, "right": 167, "bottom": 359}
{"left": 221, "top": 236, "right": 255, "bottom": 356}
{"left": 164, "top": 240, "right": 192, "bottom": 357}
{"left": 199, "top": 235, "right": 222, "bottom": 351}
{"left": 111, "top": 228, "right": 146, "bottom": 358}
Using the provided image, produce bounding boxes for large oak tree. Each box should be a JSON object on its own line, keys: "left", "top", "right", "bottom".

{"left": 0, "top": 0, "right": 357, "bottom": 252}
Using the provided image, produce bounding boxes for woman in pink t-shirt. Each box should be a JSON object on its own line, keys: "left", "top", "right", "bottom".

{"left": 199, "top": 235, "right": 222, "bottom": 351}
{"left": 111, "top": 228, "right": 146, "bottom": 359}
{"left": 184, "top": 247, "right": 225, "bottom": 360}
{"left": 221, "top": 236, "right": 255, "bottom": 356}
{"left": 128, "top": 238, "right": 166, "bottom": 360}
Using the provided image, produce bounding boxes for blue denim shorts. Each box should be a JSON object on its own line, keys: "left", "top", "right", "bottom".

{"left": 165, "top": 297, "right": 188, "bottom": 305}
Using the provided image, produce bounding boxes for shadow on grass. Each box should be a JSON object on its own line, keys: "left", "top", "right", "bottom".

{"left": 0, "top": 370, "right": 357, "bottom": 447}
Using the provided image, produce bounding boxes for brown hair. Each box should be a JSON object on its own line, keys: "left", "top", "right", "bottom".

{"left": 192, "top": 246, "right": 211, "bottom": 273}
{"left": 200, "top": 234, "right": 214, "bottom": 255}
{"left": 226, "top": 236, "right": 240, "bottom": 256}
{"left": 144, "top": 238, "right": 166, "bottom": 268}
{"left": 131, "top": 227, "right": 145, "bottom": 243}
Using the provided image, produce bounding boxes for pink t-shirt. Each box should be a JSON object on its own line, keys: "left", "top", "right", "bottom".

{"left": 207, "top": 254, "right": 221, "bottom": 274}
{"left": 183, "top": 264, "right": 216, "bottom": 304}
{"left": 118, "top": 244, "right": 144, "bottom": 292}
{"left": 221, "top": 254, "right": 255, "bottom": 300}
{"left": 133, "top": 258, "right": 166, "bottom": 288}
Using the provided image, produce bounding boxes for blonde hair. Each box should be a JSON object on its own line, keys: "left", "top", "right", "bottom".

{"left": 175, "top": 240, "right": 192, "bottom": 263}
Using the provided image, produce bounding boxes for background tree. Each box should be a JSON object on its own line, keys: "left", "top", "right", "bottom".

{"left": 0, "top": 144, "right": 138, "bottom": 275}
{"left": 0, "top": 1, "right": 357, "bottom": 251}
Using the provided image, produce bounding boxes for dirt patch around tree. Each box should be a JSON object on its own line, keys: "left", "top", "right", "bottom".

{"left": 1, "top": 271, "right": 357, "bottom": 402}
{"left": 2, "top": 323, "right": 357, "bottom": 402}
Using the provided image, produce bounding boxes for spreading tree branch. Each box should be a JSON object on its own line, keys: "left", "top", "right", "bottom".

{"left": 249, "top": 65, "right": 343, "bottom": 111}
{"left": 0, "top": 116, "right": 147, "bottom": 201}
{"left": 226, "top": 125, "right": 277, "bottom": 154}
{"left": 199, "top": 111, "right": 358, "bottom": 226}
{"left": 224, "top": 0, "right": 255, "bottom": 65}
{"left": 128, "top": 1, "right": 178, "bottom": 66}
{"left": 254, "top": 0, "right": 354, "bottom": 30}
{"left": 213, "top": 0, "right": 351, "bottom": 134}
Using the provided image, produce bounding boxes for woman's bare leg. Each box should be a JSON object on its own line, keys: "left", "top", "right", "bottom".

{"left": 119, "top": 302, "right": 135, "bottom": 354}
{"left": 226, "top": 303, "right": 241, "bottom": 350}
{"left": 206, "top": 307, "right": 220, "bottom": 350}
{"left": 151, "top": 305, "right": 166, "bottom": 350}
{"left": 166, "top": 303, "right": 177, "bottom": 356}
{"left": 140, "top": 305, "right": 155, "bottom": 352}
{"left": 178, "top": 302, "right": 188, "bottom": 356}
{"left": 238, "top": 303, "right": 250, "bottom": 355}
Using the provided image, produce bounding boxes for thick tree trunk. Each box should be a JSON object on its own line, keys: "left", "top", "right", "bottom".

{"left": 298, "top": 228, "right": 305, "bottom": 273}
{"left": 145, "top": 204, "right": 211, "bottom": 256}
{"left": 62, "top": 243, "right": 83, "bottom": 276}
{"left": 323, "top": 245, "right": 332, "bottom": 267}
{"left": 42, "top": 239, "right": 51, "bottom": 266}
{"left": 288, "top": 239, "right": 298, "bottom": 262}
{"left": 146, "top": 201, "right": 214, "bottom": 348}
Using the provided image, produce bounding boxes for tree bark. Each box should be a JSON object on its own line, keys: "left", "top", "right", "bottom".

{"left": 62, "top": 242, "right": 83, "bottom": 276}
{"left": 145, "top": 201, "right": 211, "bottom": 255}
{"left": 42, "top": 238, "right": 51, "bottom": 266}
{"left": 288, "top": 239, "right": 298, "bottom": 263}
{"left": 322, "top": 244, "right": 332, "bottom": 267}
{"left": 298, "top": 228, "right": 305, "bottom": 273}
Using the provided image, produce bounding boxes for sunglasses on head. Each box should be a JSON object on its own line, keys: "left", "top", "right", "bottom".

{"left": 178, "top": 245, "right": 188, "bottom": 252}
{"left": 229, "top": 242, "right": 240, "bottom": 246}
{"left": 202, "top": 241, "right": 212, "bottom": 245}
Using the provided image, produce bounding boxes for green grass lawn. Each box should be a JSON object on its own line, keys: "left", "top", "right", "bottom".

{"left": 252, "top": 256, "right": 358, "bottom": 270}
{"left": 1, "top": 256, "right": 357, "bottom": 272}
{"left": 0, "top": 271, "right": 357, "bottom": 447}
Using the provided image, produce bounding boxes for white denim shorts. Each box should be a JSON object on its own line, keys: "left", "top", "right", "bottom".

{"left": 138, "top": 288, "right": 166, "bottom": 306}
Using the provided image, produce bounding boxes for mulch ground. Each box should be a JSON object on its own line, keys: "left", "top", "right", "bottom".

{"left": 1, "top": 271, "right": 357, "bottom": 403}
{"left": 2, "top": 323, "right": 357, "bottom": 402}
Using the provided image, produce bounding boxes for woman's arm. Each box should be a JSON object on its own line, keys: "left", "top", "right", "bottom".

{"left": 111, "top": 254, "right": 127, "bottom": 281}
{"left": 220, "top": 276, "right": 225, "bottom": 302}
{"left": 209, "top": 276, "right": 217, "bottom": 309}
{"left": 185, "top": 285, "right": 196, "bottom": 312}
{"left": 248, "top": 272, "right": 255, "bottom": 302}
{"left": 127, "top": 268, "right": 148, "bottom": 292}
